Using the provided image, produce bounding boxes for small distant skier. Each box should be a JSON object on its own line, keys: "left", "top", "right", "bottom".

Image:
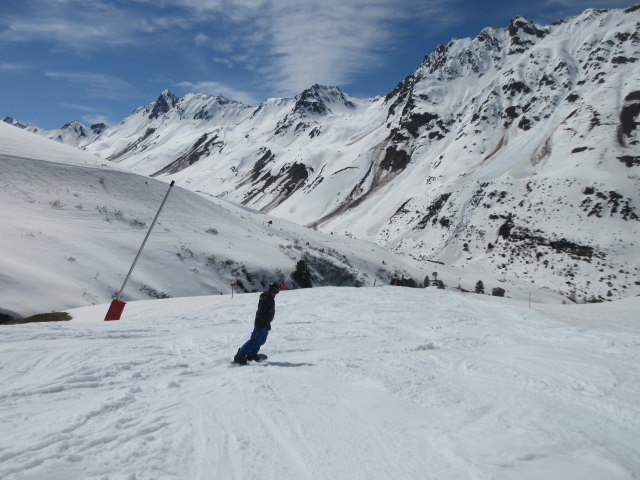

{"left": 233, "top": 282, "right": 280, "bottom": 365}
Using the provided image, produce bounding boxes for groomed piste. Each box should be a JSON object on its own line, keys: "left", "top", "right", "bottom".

{"left": 1, "top": 287, "right": 639, "bottom": 479}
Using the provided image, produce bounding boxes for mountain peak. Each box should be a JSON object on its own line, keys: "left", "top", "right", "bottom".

{"left": 60, "top": 120, "right": 84, "bottom": 129}
{"left": 508, "top": 15, "right": 548, "bottom": 39}
{"left": 149, "top": 90, "right": 180, "bottom": 119}
{"left": 3, "top": 116, "right": 28, "bottom": 129}
{"left": 294, "top": 84, "right": 354, "bottom": 115}
{"left": 159, "top": 88, "right": 176, "bottom": 98}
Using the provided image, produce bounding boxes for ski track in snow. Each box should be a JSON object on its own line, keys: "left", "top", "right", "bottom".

{"left": 1, "top": 288, "right": 639, "bottom": 479}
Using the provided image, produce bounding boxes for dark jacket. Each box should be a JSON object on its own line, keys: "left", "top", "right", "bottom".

{"left": 254, "top": 291, "right": 276, "bottom": 330}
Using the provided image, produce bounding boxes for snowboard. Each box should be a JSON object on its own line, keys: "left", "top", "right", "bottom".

{"left": 232, "top": 353, "right": 267, "bottom": 366}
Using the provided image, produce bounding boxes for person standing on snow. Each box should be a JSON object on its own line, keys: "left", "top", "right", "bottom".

{"left": 233, "top": 282, "right": 280, "bottom": 365}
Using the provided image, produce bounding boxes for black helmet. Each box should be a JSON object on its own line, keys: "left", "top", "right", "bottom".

{"left": 268, "top": 282, "right": 280, "bottom": 295}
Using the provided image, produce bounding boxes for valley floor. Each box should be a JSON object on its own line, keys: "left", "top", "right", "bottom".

{"left": 1, "top": 287, "right": 639, "bottom": 479}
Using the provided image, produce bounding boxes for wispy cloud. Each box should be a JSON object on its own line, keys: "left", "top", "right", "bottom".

{"left": 0, "top": 0, "right": 185, "bottom": 51}
{"left": 174, "top": 80, "right": 259, "bottom": 105}
{"left": 0, "top": 62, "right": 29, "bottom": 71}
{"left": 194, "top": 32, "right": 210, "bottom": 46}
{"left": 46, "top": 72, "right": 138, "bottom": 100}
{"left": 259, "top": 1, "right": 399, "bottom": 93}
{"left": 61, "top": 102, "right": 112, "bottom": 125}
{"left": 81, "top": 113, "right": 112, "bottom": 126}
{"left": 62, "top": 102, "right": 100, "bottom": 112}
{"left": 158, "top": 0, "right": 459, "bottom": 95}
{"left": 3, "top": 0, "right": 461, "bottom": 99}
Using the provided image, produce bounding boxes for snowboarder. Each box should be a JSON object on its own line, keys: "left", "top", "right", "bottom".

{"left": 233, "top": 282, "right": 280, "bottom": 365}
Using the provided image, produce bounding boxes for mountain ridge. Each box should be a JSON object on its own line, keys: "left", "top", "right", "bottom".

{"left": 4, "top": 5, "right": 640, "bottom": 302}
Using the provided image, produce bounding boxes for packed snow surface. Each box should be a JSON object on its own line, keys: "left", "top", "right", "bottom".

{"left": 1, "top": 287, "right": 639, "bottom": 479}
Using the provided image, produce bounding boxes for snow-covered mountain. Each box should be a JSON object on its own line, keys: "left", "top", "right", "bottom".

{"left": 8, "top": 6, "right": 640, "bottom": 302}
{"left": 3, "top": 116, "right": 106, "bottom": 147}
{"left": 1, "top": 121, "right": 437, "bottom": 318}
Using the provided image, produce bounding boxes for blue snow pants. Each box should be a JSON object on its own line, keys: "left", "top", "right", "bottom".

{"left": 237, "top": 327, "right": 269, "bottom": 358}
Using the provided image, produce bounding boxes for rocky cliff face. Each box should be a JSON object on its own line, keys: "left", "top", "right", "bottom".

{"left": 10, "top": 5, "right": 640, "bottom": 301}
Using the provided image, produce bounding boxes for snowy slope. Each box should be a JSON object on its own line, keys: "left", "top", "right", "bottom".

{"left": 0, "top": 121, "right": 425, "bottom": 317}
{"left": 1, "top": 287, "right": 639, "bottom": 479}
{"left": 0, "top": 120, "right": 112, "bottom": 168}
{"left": 12, "top": 6, "right": 638, "bottom": 302}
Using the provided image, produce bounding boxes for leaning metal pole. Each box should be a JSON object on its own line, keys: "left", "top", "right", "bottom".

{"left": 104, "top": 180, "right": 175, "bottom": 321}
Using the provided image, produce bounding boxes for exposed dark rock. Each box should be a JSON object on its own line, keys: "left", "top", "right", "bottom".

{"left": 538, "top": 74, "right": 555, "bottom": 87}
{"left": 491, "top": 287, "right": 505, "bottom": 297}
{"left": 548, "top": 239, "right": 594, "bottom": 257}
{"left": 293, "top": 84, "right": 354, "bottom": 117}
{"left": 616, "top": 32, "right": 631, "bottom": 42}
{"left": 244, "top": 160, "right": 311, "bottom": 206}
{"left": 504, "top": 106, "right": 520, "bottom": 119}
{"left": 401, "top": 112, "right": 440, "bottom": 137}
{"left": 3, "top": 116, "right": 21, "bottom": 127}
{"left": 295, "top": 94, "right": 327, "bottom": 115}
{"left": 90, "top": 123, "right": 107, "bottom": 135}
{"left": 618, "top": 155, "right": 640, "bottom": 167}
{"left": 107, "top": 128, "right": 157, "bottom": 161}
{"left": 152, "top": 132, "right": 223, "bottom": 176}
{"left": 390, "top": 128, "right": 410, "bottom": 143}
{"left": 518, "top": 117, "right": 532, "bottom": 130}
{"left": 565, "top": 109, "right": 579, "bottom": 121}
{"left": 503, "top": 222, "right": 600, "bottom": 259}
{"left": 380, "top": 147, "right": 411, "bottom": 173}
{"left": 572, "top": 146, "right": 592, "bottom": 153}
{"left": 60, "top": 122, "right": 87, "bottom": 137}
{"left": 294, "top": 122, "right": 312, "bottom": 134}
{"left": 280, "top": 163, "right": 310, "bottom": 195}
{"left": 249, "top": 149, "right": 276, "bottom": 183}
{"left": 142, "top": 127, "right": 156, "bottom": 140}
{"left": 507, "top": 17, "right": 548, "bottom": 54}
{"left": 498, "top": 217, "right": 514, "bottom": 239}
{"left": 416, "top": 193, "right": 452, "bottom": 229}
{"left": 618, "top": 90, "right": 640, "bottom": 145}
{"left": 502, "top": 81, "right": 531, "bottom": 97}
{"left": 149, "top": 90, "right": 179, "bottom": 120}
{"left": 508, "top": 17, "right": 548, "bottom": 39}
{"left": 385, "top": 74, "right": 417, "bottom": 116}
{"left": 612, "top": 56, "right": 637, "bottom": 64}
{"left": 421, "top": 43, "right": 452, "bottom": 76}
{"left": 390, "top": 199, "right": 412, "bottom": 220}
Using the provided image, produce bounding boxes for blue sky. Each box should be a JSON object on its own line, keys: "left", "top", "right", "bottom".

{"left": 0, "top": 0, "right": 634, "bottom": 128}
